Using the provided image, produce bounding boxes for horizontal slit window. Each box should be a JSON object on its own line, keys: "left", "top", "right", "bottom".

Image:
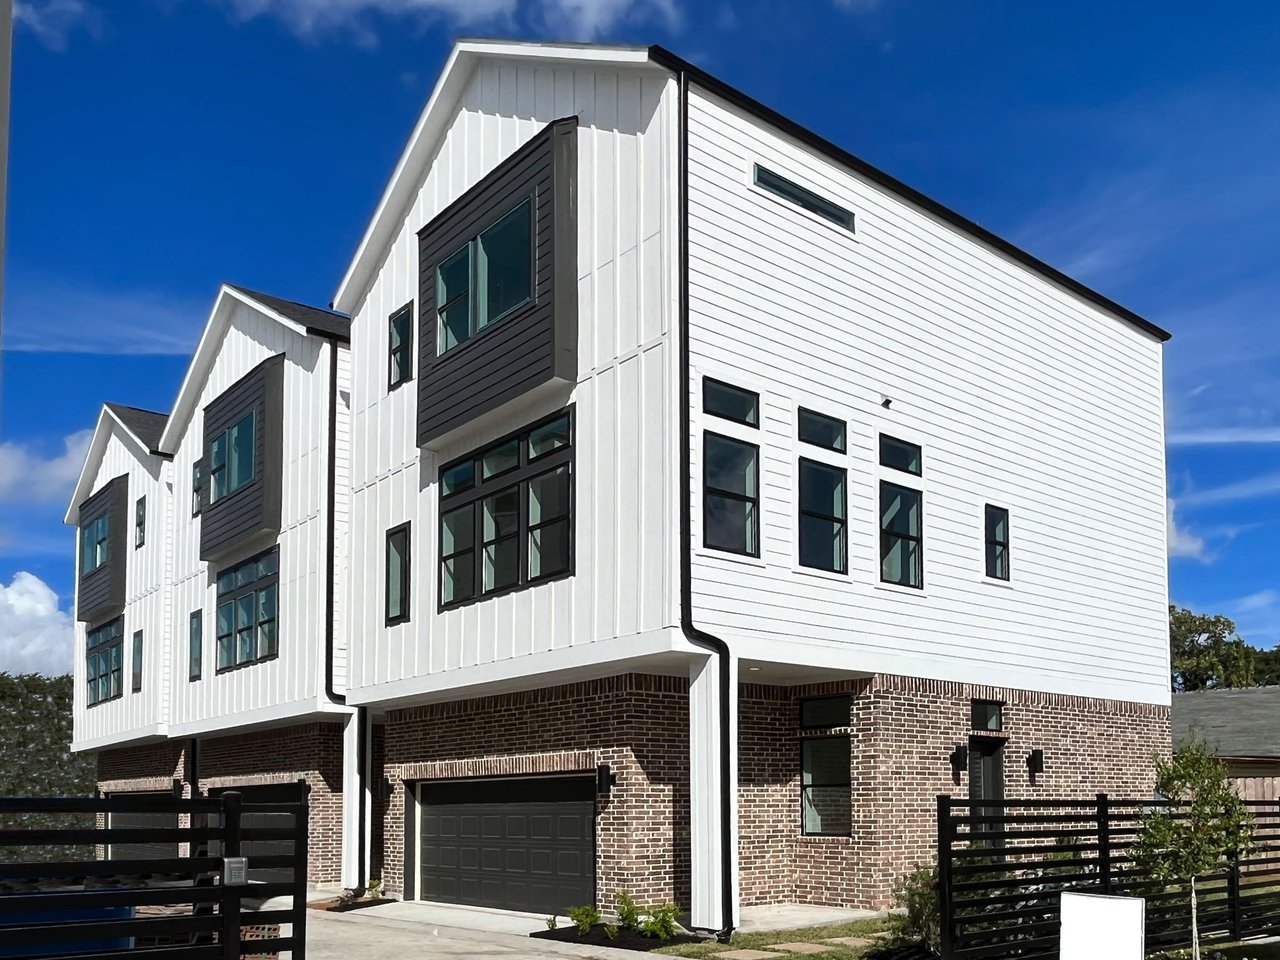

{"left": 798, "top": 408, "right": 846, "bottom": 453}
{"left": 754, "top": 164, "right": 855, "bottom": 232}
{"left": 704, "top": 378, "right": 759, "bottom": 427}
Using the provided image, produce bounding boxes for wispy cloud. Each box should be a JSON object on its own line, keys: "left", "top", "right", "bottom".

{"left": 0, "top": 572, "right": 74, "bottom": 677}
{"left": 1169, "top": 427, "right": 1280, "bottom": 446}
{"left": 1179, "top": 471, "right": 1280, "bottom": 509}
{"left": 1223, "top": 588, "right": 1280, "bottom": 650}
{"left": 1167, "top": 498, "right": 1207, "bottom": 562}
{"left": 13, "top": 0, "right": 101, "bottom": 51}
{"left": 0, "top": 431, "right": 94, "bottom": 506}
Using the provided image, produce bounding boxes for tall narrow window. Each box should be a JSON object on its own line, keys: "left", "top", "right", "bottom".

{"left": 81, "top": 515, "right": 110, "bottom": 574}
{"left": 134, "top": 496, "right": 146, "bottom": 549}
{"left": 189, "top": 611, "right": 203, "bottom": 682}
{"left": 386, "top": 524, "right": 411, "bottom": 625}
{"left": 388, "top": 303, "right": 414, "bottom": 389}
{"left": 86, "top": 618, "right": 123, "bottom": 706}
{"left": 985, "top": 505, "right": 1010, "bottom": 581}
{"left": 880, "top": 481, "right": 923, "bottom": 588}
{"left": 215, "top": 548, "right": 278, "bottom": 671}
{"left": 192, "top": 461, "right": 204, "bottom": 517}
{"left": 703, "top": 378, "right": 759, "bottom": 427}
{"left": 801, "top": 737, "right": 852, "bottom": 836}
{"left": 799, "top": 458, "right": 846, "bottom": 573}
{"left": 131, "top": 631, "right": 143, "bottom": 693}
{"left": 703, "top": 433, "right": 759, "bottom": 557}
{"left": 210, "top": 412, "right": 255, "bottom": 503}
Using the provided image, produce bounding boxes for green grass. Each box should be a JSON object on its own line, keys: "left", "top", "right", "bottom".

{"left": 654, "top": 917, "right": 894, "bottom": 959}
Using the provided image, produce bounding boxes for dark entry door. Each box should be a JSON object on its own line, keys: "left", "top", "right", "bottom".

{"left": 969, "top": 737, "right": 1005, "bottom": 839}
{"left": 107, "top": 793, "right": 178, "bottom": 861}
{"left": 418, "top": 777, "right": 595, "bottom": 914}
{"left": 209, "top": 783, "right": 297, "bottom": 884}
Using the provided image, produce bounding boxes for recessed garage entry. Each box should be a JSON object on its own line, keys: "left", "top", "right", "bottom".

{"left": 416, "top": 776, "right": 595, "bottom": 914}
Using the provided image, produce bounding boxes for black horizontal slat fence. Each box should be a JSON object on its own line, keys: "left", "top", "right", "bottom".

{"left": 0, "top": 781, "right": 310, "bottom": 959}
{"left": 937, "top": 795, "right": 1280, "bottom": 959}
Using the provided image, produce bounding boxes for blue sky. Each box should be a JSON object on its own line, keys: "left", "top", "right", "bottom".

{"left": 1, "top": 0, "right": 1277, "bottom": 673}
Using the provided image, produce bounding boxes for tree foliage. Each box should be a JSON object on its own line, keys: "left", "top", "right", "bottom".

{"left": 1169, "top": 604, "right": 1256, "bottom": 691}
{"left": 1255, "top": 646, "right": 1280, "bottom": 687}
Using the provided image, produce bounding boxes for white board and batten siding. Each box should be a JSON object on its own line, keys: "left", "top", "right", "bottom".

{"left": 345, "top": 57, "right": 681, "bottom": 703}
{"left": 167, "top": 301, "right": 348, "bottom": 736}
{"left": 72, "top": 427, "right": 171, "bottom": 750}
{"left": 686, "top": 86, "right": 1170, "bottom": 706}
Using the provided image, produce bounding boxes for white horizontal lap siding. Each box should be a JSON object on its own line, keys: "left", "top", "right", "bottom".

{"left": 347, "top": 59, "right": 678, "bottom": 697}
{"left": 686, "top": 87, "right": 1169, "bottom": 705}
{"left": 72, "top": 429, "right": 168, "bottom": 748}
{"left": 168, "top": 305, "right": 331, "bottom": 729}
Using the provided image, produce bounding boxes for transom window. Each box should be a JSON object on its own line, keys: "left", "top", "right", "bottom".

{"left": 754, "top": 164, "right": 856, "bottom": 233}
{"left": 985, "top": 505, "right": 1011, "bottom": 581}
{"left": 881, "top": 481, "right": 923, "bottom": 588}
{"left": 81, "top": 514, "right": 109, "bottom": 575}
{"left": 386, "top": 524, "right": 411, "bottom": 625}
{"left": 439, "top": 411, "right": 573, "bottom": 608}
{"left": 134, "top": 496, "right": 146, "bottom": 549}
{"left": 972, "top": 700, "right": 1004, "bottom": 732}
{"left": 801, "top": 695, "right": 850, "bottom": 729}
{"left": 703, "top": 378, "right": 759, "bottom": 427}
{"left": 798, "top": 408, "right": 846, "bottom": 453}
{"left": 801, "top": 736, "right": 852, "bottom": 836}
{"left": 703, "top": 432, "right": 759, "bottom": 557}
{"left": 436, "top": 199, "right": 533, "bottom": 355}
{"left": 388, "top": 303, "right": 414, "bottom": 389}
{"left": 86, "top": 618, "right": 123, "bottom": 706}
{"left": 880, "top": 434, "right": 922, "bottom": 476}
{"left": 209, "top": 411, "right": 256, "bottom": 504}
{"left": 215, "top": 547, "right": 279, "bottom": 672}
{"left": 799, "top": 458, "right": 846, "bottom": 573}
{"left": 189, "top": 610, "right": 203, "bottom": 682}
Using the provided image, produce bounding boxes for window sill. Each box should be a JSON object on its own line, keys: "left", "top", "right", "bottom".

{"left": 694, "top": 546, "right": 767, "bottom": 569}
{"left": 797, "top": 833, "right": 854, "bottom": 843}
{"left": 790, "top": 563, "right": 850, "bottom": 584}
{"left": 982, "top": 576, "right": 1014, "bottom": 589}
{"left": 873, "top": 580, "right": 926, "bottom": 598}
{"left": 385, "top": 614, "right": 412, "bottom": 628}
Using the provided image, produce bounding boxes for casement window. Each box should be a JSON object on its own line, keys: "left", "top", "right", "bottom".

{"left": 971, "top": 700, "right": 1003, "bottom": 732}
{"left": 798, "top": 408, "right": 846, "bottom": 453}
{"left": 880, "top": 434, "right": 922, "bottom": 476}
{"left": 703, "top": 432, "right": 759, "bottom": 557}
{"left": 801, "top": 737, "right": 852, "bottom": 836}
{"left": 439, "top": 411, "right": 573, "bottom": 609}
{"left": 985, "top": 505, "right": 1011, "bottom": 581}
{"left": 704, "top": 378, "right": 759, "bottom": 427}
{"left": 437, "top": 199, "right": 533, "bottom": 355}
{"left": 131, "top": 630, "right": 143, "bottom": 693}
{"left": 386, "top": 523, "right": 411, "bottom": 625}
{"left": 209, "top": 411, "right": 255, "bottom": 504}
{"left": 86, "top": 618, "right": 123, "bottom": 706}
{"left": 192, "top": 461, "right": 204, "bottom": 517}
{"left": 134, "top": 496, "right": 146, "bottom": 549}
{"left": 799, "top": 458, "right": 847, "bottom": 574}
{"left": 215, "top": 547, "right": 279, "bottom": 672}
{"left": 753, "top": 163, "right": 856, "bottom": 233}
{"left": 188, "top": 610, "right": 203, "bottom": 682}
{"left": 80, "top": 514, "right": 110, "bottom": 575}
{"left": 880, "top": 481, "right": 923, "bottom": 588}
{"left": 388, "top": 303, "right": 414, "bottom": 389}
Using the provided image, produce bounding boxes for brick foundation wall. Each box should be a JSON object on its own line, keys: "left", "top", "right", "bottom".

{"left": 383, "top": 673, "right": 690, "bottom": 909}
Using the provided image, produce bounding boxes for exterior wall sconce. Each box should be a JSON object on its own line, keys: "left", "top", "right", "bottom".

{"left": 596, "top": 763, "right": 617, "bottom": 796}
{"left": 1027, "top": 749, "right": 1045, "bottom": 776}
{"left": 949, "top": 745, "right": 969, "bottom": 773}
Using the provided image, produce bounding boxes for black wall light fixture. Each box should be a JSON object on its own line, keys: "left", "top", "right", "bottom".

{"left": 950, "top": 745, "right": 969, "bottom": 773}
{"left": 1027, "top": 749, "right": 1045, "bottom": 776}
{"left": 597, "top": 763, "right": 617, "bottom": 796}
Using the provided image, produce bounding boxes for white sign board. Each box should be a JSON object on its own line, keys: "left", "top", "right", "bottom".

{"left": 1060, "top": 891, "right": 1145, "bottom": 960}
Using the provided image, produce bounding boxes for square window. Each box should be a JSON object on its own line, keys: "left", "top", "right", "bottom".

{"left": 704, "top": 378, "right": 759, "bottom": 427}
{"left": 971, "top": 700, "right": 1003, "bottom": 732}
{"left": 528, "top": 415, "right": 571, "bottom": 460}
{"left": 879, "top": 435, "right": 922, "bottom": 476}
{"left": 482, "top": 439, "right": 520, "bottom": 480}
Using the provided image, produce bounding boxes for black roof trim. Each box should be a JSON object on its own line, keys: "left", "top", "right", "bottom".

{"left": 646, "top": 45, "right": 1171, "bottom": 343}
{"left": 227, "top": 284, "right": 352, "bottom": 342}
{"left": 104, "top": 403, "right": 171, "bottom": 458}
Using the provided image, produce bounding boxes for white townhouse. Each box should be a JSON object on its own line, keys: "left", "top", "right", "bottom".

{"left": 70, "top": 40, "right": 1172, "bottom": 932}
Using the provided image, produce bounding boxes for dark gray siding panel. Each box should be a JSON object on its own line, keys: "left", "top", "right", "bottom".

{"left": 199, "top": 354, "right": 285, "bottom": 562}
{"left": 417, "top": 116, "right": 578, "bottom": 446}
{"left": 77, "top": 475, "right": 128, "bottom": 625}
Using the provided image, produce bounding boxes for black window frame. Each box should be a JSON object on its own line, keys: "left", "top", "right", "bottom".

{"left": 703, "top": 431, "right": 760, "bottom": 558}
{"left": 437, "top": 409, "right": 574, "bottom": 612}
{"left": 188, "top": 610, "right": 203, "bottom": 682}
{"left": 134, "top": 496, "right": 146, "bottom": 549}
{"left": 985, "top": 504, "right": 1011, "bottom": 581}
{"left": 214, "top": 546, "right": 280, "bottom": 674}
{"left": 86, "top": 617, "right": 124, "bottom": 707}
{"left": 879, "top": 434, "right": 922, "bottom": 476}
{"left": 388, "top": 302, "right": 414, "bottom": 390}
{"left": 208, "top": 410, "right": 256, "bottom": 505}
{"left": 799, "top": 734, "right": 852, "bottom": 837}
{"left": 703, "top": 378, "right": 759, "bottom": 428}
{"left": 192, "top": 460, "right": 204, "bottom": 517}
{"left": 800, "top": 695, "right": 850, "bottom": 730}
{"left": 971, "top": 700, "right": 1004, "bottom": 732}
{"left": 81, "top": 513, "right": 110, "bottom": 575}
{"left": 880, "top": 479, "right": 924, "bottom": 589}
{"left": 385, "top": 523, "right": 412, "bottom": 626}
{"left": 798, "top": 407, "right": 846, "bottom": 453}
{"left": 131, "top": 630, "right": 143, "bottom": 693}
{"left": 754, "top": 163, "right": 856, "bottom": 233}
{"left": 798, "top": 457, "right": 848, "bottom": 574}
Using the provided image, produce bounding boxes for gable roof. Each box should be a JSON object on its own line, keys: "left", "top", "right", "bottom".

{"left": 1172, "top": 686, "right": 1280, "bottom": 758}
{"left": 64, "top": 404, "right": 167, "bottom": 525}
{"left": 104, "top": 403, "right": 168, "bottom": 454}
{"left": 226, "top": 285, "right": 351, "bottom": 341}
{"left": 334, "top": 39, "right": 1169, "bottom": 344}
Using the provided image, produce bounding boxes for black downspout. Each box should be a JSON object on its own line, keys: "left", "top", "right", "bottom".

{"left": 674, "top": 66, "right": 736, "bottom": 945}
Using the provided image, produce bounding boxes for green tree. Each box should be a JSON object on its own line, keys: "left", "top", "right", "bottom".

{"left": 1132, "top": 739, "right": 1253, "bottom": 960}
{"left": 1169, "top": 604, "right": 1256, "bottom": 691}
{"left": 1254, "top": 646, "right": 1280, "bottom": 686}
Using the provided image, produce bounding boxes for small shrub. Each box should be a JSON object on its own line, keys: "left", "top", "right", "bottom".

{"left": 544, "top": 916, "right": 558, "bottom": 931}
{"left": 888, "top": 864, "right": 940, "bottom": 953}
{"left": 638, "top": 903, "right": 680, "bottom": 940}
{"left": 567, "top": 904, "right": 600, "bottom": 936}
{"left": 616, "top": 891, "right": 641, "bottom": 930}
{"left": 603, "top": 924, "right": 619, "bottom": 940}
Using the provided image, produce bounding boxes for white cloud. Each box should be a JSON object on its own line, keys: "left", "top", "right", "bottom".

{"left": 1168, "top": 427, "right": 1280, "bottom": 446}
{"left": 1167, "top": 499, "right": 1207, "bottom": 561}
{"left": 0, "top": 573, "right": 74, "bottom": 677}
{"left": 0, "top": 431, "right": 94, "bottom": 506}
{"left": 1179, "top": 471, "right": 1280, "bottom": 509}
{"left": 13, "top": 0, "right": 101, "bottom": 51}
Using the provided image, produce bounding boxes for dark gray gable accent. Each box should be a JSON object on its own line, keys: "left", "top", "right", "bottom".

{"left": 227, "top": 284, "right": 353, "bottom": 341}
{"left": 199, "top": 354, "right": 285, "bottom": 562}
{"left": 77, "top": 474, "right": 129, "bottom": 625}
{"left": 105, "top": 404, "right": 170, "bottom": 456}
{"left": 416, "top": 116, "right": 578, "bottom": 447}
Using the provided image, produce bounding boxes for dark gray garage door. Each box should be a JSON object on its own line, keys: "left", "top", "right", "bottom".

{"left": 107, "top": 793, "right": 177, "bottom": 862}
{"left": 209, "top": 784, "right": 296, "bottom": 884}
{"left": 418, "top": 777, "right": 595, "bottom": 914}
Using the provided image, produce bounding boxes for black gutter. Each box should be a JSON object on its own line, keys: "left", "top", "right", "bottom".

{"left": 671, "top": 62, "right": 736, "bottom": 945}
{"left": 646, "top": 45, "right": 1170, "bottom": 345}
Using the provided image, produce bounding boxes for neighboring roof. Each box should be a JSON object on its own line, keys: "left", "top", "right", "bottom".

{"left": 334, "top": 39, "right": 1170, "bottom": 344}
{"left": 104, "top": 403, "right": 168, "bottom": 454}
{"left": 226, "top": 284, "right": 351, "bottom": 341}
{"left": 1172, "top": 687, "right": 1280, "bottom": 759}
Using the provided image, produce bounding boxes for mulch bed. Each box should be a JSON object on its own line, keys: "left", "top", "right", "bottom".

{"left": 531, "top": 924, "right": 705, "bottom": 952}
{"left": 308, "top": 897, "right": 396, "bottom": 912}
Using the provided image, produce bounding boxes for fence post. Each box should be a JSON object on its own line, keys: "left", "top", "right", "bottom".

{"left": 1228, "top": 848, "right": 1243, "bottom": 940}
{"left": 937, "top": 794, "right": 955, "bottom": 960}
{"left": 293, "top": 778, "right": 311, "bottom": 960}
{"left": 1097, "top": 793, "right": 1112, "bottom": 895}
{"left": 220, "top": 790, "right": 242, "bottom": 960}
